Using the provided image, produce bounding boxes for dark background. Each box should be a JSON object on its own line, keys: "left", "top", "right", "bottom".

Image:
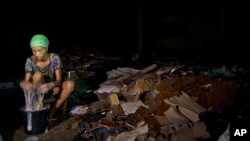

{"left": 1, "top": 2, "right": 250, "bottom": 80}
{"left": 0, "top": 2, "right": 250, "bottom": 140}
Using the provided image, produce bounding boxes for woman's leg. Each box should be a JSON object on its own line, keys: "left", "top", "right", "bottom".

{"left": 49, "top": 80, "right": 74, "bottom": 119}
{"left": 55, "top": 80, "right": 75, "bottom": 108}
{"left": 32, "top": 71, "right": 44, "bottom": 85}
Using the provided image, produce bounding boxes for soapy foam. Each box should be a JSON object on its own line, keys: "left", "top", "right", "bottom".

{"left": 27, "top": 112, "right": 32, "bottom": 131}
{"left": 23, "top": 85, "right": 45, "bottom": 111}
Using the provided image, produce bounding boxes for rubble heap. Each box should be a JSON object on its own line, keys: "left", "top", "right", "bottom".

{"left": 66, "top": 63, "right": 246, "bottom": 141}
{"left": 59, "top": 47, "right": 121, "bottom": 79}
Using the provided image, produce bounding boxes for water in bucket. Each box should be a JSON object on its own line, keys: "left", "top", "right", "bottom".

{"left": 20, "top": 104, "right": 50, "bottom": 135}
{"left": 20, "top": 84, "right": 50, "bottom": 135}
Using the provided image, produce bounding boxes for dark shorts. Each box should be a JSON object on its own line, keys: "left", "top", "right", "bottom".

{"left": 44, "top": 75, "right": 53, "bottom": 83}
{"left": 44, "top": 90, "right": 54, "bottom": 98}
{"left": 44, "top": 88, "right": 61, "bottom": 99}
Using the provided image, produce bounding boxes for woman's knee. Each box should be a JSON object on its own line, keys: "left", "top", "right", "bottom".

{"left": 32, "top": 71, "right": 44, "bottom": 83}
{"left": 62, "top": 80, "right": 75, "bottom": 92}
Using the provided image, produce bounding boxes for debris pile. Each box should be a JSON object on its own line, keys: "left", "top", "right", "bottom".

{"left": 59, "top": 47, "right": 121, "bottom": 79}
{"left": 65, "top": 63, "right": 246, "bottom": 141}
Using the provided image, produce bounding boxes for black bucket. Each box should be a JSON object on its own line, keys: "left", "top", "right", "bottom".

{"left": 20, "top": 104, "right": 50, "bottom": 135}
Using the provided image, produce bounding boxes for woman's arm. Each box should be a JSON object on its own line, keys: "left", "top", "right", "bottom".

{"left": 24, "top": 72, "right": 32, "bottom": 82}
{"left": 39, "top": 53, "right": 64, "bottom": 94}
{"left": 52, "top": 69, "right": 63, "bottom": 87}
{"left": 50, "top": 53, "right": 63, "bottom": 87}
{"left": 39, "top": 69, "right": 63, "bottom": 94}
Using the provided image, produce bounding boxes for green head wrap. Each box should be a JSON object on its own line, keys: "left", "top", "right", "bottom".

{"left": 30, "top": 34, "right": 49, "bottom": 48}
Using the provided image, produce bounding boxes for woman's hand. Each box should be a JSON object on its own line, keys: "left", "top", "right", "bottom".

{"left": 39, "top": 82, "right": 54, "bottom": 94}
{"left": 20, "top": 81, "right": 33, "bottom": 91}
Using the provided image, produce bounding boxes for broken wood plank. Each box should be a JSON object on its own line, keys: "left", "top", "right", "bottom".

{"left": 122, "top": 64, "right": 158, "bottom": 85}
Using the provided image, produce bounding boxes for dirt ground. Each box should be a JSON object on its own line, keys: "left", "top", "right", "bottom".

{"left": 13, "top": 117, "right": 80, "bottom": 141}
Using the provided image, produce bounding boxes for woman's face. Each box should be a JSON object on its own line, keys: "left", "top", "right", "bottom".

{"left": 31, "top": 46, "right": 48, "bottom": 61}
